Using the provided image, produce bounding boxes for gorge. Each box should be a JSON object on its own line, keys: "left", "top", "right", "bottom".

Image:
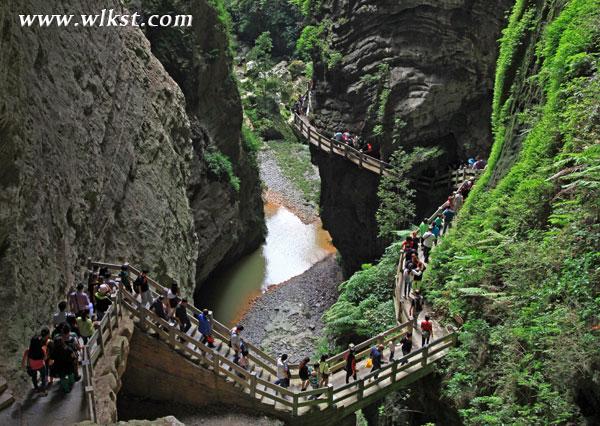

{"left": 1, "top": 0, "right": 599, "bottom": 425}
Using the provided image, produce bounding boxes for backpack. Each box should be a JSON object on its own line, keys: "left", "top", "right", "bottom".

{"left": 28, "top": 336, "right": 44, "bottom": 360}
{"left": 413, "top": 296, "right": 423, "bottom": 312}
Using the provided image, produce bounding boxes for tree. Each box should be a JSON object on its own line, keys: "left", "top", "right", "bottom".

{"left": 376, "top": 147, "right": 441, "bottom": 239}
{"left": 248, "top": 31, "right": 273, "bottom": 69}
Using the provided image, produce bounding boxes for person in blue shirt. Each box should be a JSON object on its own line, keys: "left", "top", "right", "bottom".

{"left": 442, "top": 207, "right": 456, "bottom": 234}
{"left": 197, "top": 309, "right": 215, "bottom": 348}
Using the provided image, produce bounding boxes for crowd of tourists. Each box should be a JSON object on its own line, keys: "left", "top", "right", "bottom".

{"left": 331, "top": 130, "right": 376, "bottom": 155}
{"left": 21, "top": 174, "right": 476, "bottom": 400}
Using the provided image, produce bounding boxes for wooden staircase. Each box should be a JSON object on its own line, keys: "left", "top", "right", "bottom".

{"left": 85, "top": 261, "right": 457, "bottom": 424}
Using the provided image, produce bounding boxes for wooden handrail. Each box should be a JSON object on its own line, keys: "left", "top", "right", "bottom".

{"left": 292, "top": 113, "right": 392, "bottom": 176}
{"left": 86, "top": 260, "right": 457, "bottom": 418}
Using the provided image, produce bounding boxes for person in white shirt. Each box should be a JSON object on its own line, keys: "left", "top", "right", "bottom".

{"left": 421, "top": 226, "right": 436, "bottom": 263}
{"left": 275, "top": 354, "right": 290, "bottom": 388}
{"left": 454, "top": 191, "right": 464, "bottom": 212}
{"left": 230, "top": 325, "right": 244, "bottom": 364}
{"left": 52, "top": 301, "right": 69, "bottom": 326}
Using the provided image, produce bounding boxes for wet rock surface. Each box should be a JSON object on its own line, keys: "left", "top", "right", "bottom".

{"left": 240, "top": 255, "right": 343, "bottom": 362}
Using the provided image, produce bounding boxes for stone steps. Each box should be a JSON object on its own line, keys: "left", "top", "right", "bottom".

{"left": 0, "top": 377, "right": 14, "bottom": 412}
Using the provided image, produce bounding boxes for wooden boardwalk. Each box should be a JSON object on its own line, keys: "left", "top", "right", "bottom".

{"left": 292, "top": 113, "right": 483, "bottom": 189}
{"left": 83, "top": 261, "right": 456, "bottom": 424}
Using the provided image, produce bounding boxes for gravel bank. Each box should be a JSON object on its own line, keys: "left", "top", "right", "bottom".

{"left": 258, "top": 147, "right": 318, "bottom": 224}
{"left": 240, "top": 255, "right": 343, "bottom": 363}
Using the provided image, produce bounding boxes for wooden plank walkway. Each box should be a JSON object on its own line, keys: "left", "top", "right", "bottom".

{"left": 84, "top": 261, "right": 457, "bottom": 424}
{"left": 292, "top": 113, "right": 483, "bottom": 189}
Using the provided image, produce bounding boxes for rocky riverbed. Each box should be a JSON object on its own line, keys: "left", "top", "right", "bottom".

{"left": 240, "top": 255, "right": 343, "bottom": 363}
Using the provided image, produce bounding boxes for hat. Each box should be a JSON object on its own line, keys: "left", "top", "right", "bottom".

{"left": 99, "top": 284, "right": 110, "bottom": 294}
{"left": 348, "top": 343, "right": 355, "bottom": 350}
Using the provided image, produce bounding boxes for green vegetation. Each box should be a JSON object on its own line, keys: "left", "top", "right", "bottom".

{"left": 376, "top": 148, "right": 441, "bottom": 239}
{"left": 323, "top": 244, "right": 401, "bottom": 346}
{"left": 266, "top": 135, "right": 320, "bottom": 206}
{"left": 421, "top": 0, "right": 600, "bottom": 423}
{"left": 205, "top": 150, "right": 241, "bottom": 192}
{"left": 224, "top": 0, "right": 304, "bottom": 57}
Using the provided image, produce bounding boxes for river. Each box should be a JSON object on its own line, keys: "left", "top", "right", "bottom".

{"left": 197, "top": 201, "right": 336, "bottom": 326}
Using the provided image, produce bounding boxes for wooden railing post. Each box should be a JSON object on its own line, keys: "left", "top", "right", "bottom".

{"left": 307, "top": 125, "right": 312, "bottom": 144}
{"left": 379, "top": 160, "right": 384, "bottom": 175}
{"left": 327, "top": 384, "right": 334, "bottom": 408}
{"left": 137, "top": 301, "right": 147, "bottom": 331}
{"left": 250, "top": 372, "right": 257, "bottom": 398}
{"left": 358, "top": 380, "right": 364, "bottom": 400}
{"left": 213, "top": 353, "right": 220, "bottom": 375}
{"left": 421, "top": 346, "right": 429, "bottom": 367}
{"left": 343, "top": 143, "right": 348, "bottom": 159}
{"left": 292, "top": 393, "right": 299, "bottom": 416}
{"left": 391, "top": 361, "right": 398, "bottom": 383}
{"left": 97, "top": 321, "right": 105, "bottom": 356}
{"left": 317, "top": 134, "right": 322, "bottom": 150}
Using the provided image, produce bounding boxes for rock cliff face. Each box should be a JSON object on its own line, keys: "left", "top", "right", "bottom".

{"left": 310, "top": 0, "right": 511, "bottom": 271}
{"left": 0, "top": 0, "right": 263, "bottom": 385}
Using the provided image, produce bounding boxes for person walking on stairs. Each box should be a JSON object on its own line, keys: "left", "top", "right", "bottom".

{"left": 400, "top": 332, "right": 413, "bottom": 365}
{"left": 319, "top": 354, "right": 331, "bottom": 386}
{"left": 175, "top": 299, "right": 191, "bottom": 333}
{"left": 230, "top": 325, "right": 244, "bottom": 365}
{"left": 299, "top": 357, "right": 311, "bottom": 391}
{"left": 275, "top": 354, "right": 291, "bottom": 389}
{"left": 308, "top": 367, "right": 320, "bottom": 399}
{"left": 370, "top": 344, "right": 385, "bottom": 379}
{"left": 197, "top": 309, "right": 215, "bottom": 348}
{"left": 442, "top": 206, "right": 455, "bottom": 234}
{"left": 410, "top": 289, "right": 424, "bottom": 328}
{"left": 422, "top": 226, "right": 435, "bottom": 263}
{"left": 52, "top": 301, "right": 69, "bottom": 327}
{"left": 22, "top": 331, "right": 48, "bottom": 395}
{"left": 388, "top": 339, "right": 396, "bottom": 362}
{"left": 134, "top": 269, "right": 152, "bottom": 307}
{"left": 421, "top": 315, "right": 434, "bottom": 347}
{"left": 344, "top": 344, "right": 357, "bottom": 384}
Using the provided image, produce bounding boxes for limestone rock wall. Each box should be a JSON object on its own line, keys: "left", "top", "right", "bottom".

{"left": 310, "top": 0, "right": 512, "bottom": 271}
{"left": 0, "top": 0, "right": 264, "bottom": 387}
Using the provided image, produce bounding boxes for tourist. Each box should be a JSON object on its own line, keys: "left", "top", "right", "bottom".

{"left": 167, "top": 281, "right": 180, "bottom": 318}
{"left": 421, "top": 315, "right": 433, "bottom": 347}
{"left": 52, "top": 301, "right": 69, "bottom": 327}
{"left": 403, "top": 262, "right": 414, "bottom": 298}
{"left": 22, "top": 332, "right": 48, "bottom": 395}
{"left": 51, "top": 335, "right": 77, "bottom": 393}
{"left": 66, "top": 314, "right": 81, "bottom": 339}
{"left": 230, "top": 324, "right": 244, "bottom": 364}
{"left": 422, "top": 226, "right": 435, "bottom": 263}
{"left": 308, "top": 367, "right": 320, "bottom": 399}
{"left": 473, "top": 156, "right": 487, "bottom": 170}
{"left": 418, "top": 219, "right": 428, "bottom": 244}
{"left": 87, "top": 265, "right": 99, "bottom": 304}
{"left": 431, "top": 220, "right": 441, "bottom": 242}
{"left": 454, "top": 191, "right": 464, "bottom": 212}
{"left": 150, "top": 295, "right": 168, "bottom": 321}
{"left": 344, "top": 344, "right": 357, "bottom": 384}
{"left": 94, "top": 284, "right": 112, "bottom": 321}
{"left": 197, "top": 309, "right": 215, "bottom": 348}
{"left": 400, "top": 332, "right": 413, "bottom": 365}
{"left": 410, "top": 289, "right": 424, "bottom": 328}
{"left": 460, "top": 179, "right": 474, "bottom": 198}
{"left": 319, "top": 354, "right": 330, "bottom": 386}
{"left": 119, "top": 263, "right": 132, "bottom": 293}
{"left": 442, "top": 206, "right": 456, "bottom": 234}
{"left": 334, "top": 131, "right": 343, "bottom": 142}
{"left": 299, "top": 357, "right": 311, "bottom": 391}
{"left": 342, "top": 131, "right": 351, "bottom": 143}
{"left": 445, "top": 195, "right": 454, "bottom": 210}
{"left": 434, "top": 215, "right": 443, "bottom": 232}
{"left": 175, "top": 298, "right": 192, "bottom": 333}
{"left": 370, "top": 344, "right": 384, "bottom": 379}
{"left": 77, "top": 309, "right": 94, "bottom": 345}
{"left": 73, "top": 283, "right": 90, "bottom": 316}
{"left": 388, "top": 339, "right": 396, "bottom": 362}
{"left": 275, "top": 354, "right": 291, "bottom": 388}
{"left": 67, "top": 286, "right": 78, "bottom": 314}
{"left": 134, "top": 269, "right": 152, "bottom": 307}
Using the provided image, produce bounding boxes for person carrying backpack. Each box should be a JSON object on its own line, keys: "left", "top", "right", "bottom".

{"left": 230, "top": 325, "right": 244, "bottom": 364}
{"left": 21, "top": 332, "right": 48, "bottom": 394}
{"left": 119, "top": 263, "right": 132, "bottom": 293}
{"left": 344, "top": 344, "right": 357, "bottom": 384}
{"left": 370, "top": 344, "right": 385, "bottom": 379}
{"left": 422, "top": 226, "right": 436, "bottom": 263}
{"left": 197, "top": 309, "right": 215, "bottom": 348}
{"left": 134, "top": 269, "right": 152, "bottom": 307}
{"left": 319, "top": 354, "right": 330, "bottom": 386}
{"left": 421, "top": 315, "right": 434, "bottom": 346}
{"left": 400, "top": 332, "right": 413, "bottom": 365}
{"left": 275, "top": 354, "right": 291, "bottom": 388}
{"left": 410, "top": 289, "right": 424, "bottom": 328}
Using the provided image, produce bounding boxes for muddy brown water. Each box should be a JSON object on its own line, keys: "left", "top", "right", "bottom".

{"left": 198, "top": 202, "right": 336, "bottom": 326}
